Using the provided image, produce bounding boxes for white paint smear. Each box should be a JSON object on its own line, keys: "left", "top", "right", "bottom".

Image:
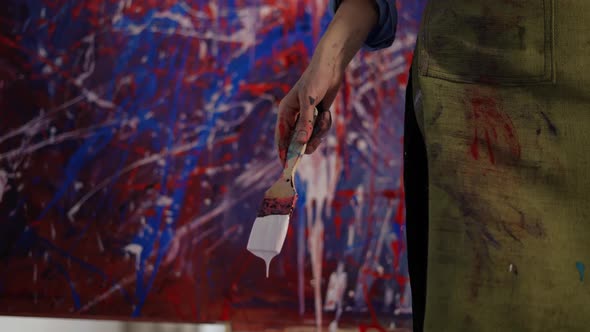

{"left": 155, "top": 196, "right": 173, "bottom": 207}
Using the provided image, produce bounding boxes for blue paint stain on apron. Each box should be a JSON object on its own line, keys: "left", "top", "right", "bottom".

{"left": 576, "top": 262, "right": 585, "bottom": 282}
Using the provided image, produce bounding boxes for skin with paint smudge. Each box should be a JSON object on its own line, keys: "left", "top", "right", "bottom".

{"left": 275, "top": 0, "right": 379, "bottom": 164}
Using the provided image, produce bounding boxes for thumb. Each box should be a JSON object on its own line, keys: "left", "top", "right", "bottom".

{"left": 294, "top": 94, "right": 318, "bottom": 144}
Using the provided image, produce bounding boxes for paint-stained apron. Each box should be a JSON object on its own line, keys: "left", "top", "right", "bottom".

{"left": 409, "top": 0, "right": 590, "bottom": 330}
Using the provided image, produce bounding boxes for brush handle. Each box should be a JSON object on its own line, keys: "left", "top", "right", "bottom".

{"left": 281, "top": 107, "right": 320, "bottom": 182}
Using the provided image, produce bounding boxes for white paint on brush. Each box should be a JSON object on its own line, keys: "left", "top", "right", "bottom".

{"left": 247, "top": 214, "right": 290, "bottom": 278}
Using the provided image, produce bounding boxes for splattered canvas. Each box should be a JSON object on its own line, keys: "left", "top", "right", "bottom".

{"left": 0, "top": 0, "right": 426, "bottom": 330}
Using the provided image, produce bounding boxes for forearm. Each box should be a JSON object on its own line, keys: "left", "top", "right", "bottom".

{"left": 316, "top": 0, "right": 379, "bottom": 71}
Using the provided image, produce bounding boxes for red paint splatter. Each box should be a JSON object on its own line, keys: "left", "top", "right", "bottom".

{"left": 336, "top": 189, "right": 356, "bottom": 199}
{"left": 239, "top": 82, "right": 290, "bottom": 96}
{"left": 469, "top": 94, "right": 521, "bottom": 164}
{"left": 396, "top": 72, "right": 409, "bottom": 87}
{"left": 334, "top": 214, "right": 342, "bottom": 239}
{"left": 484, "top": 130, "right": 495, "bottom": 164}
{"left": 382, "top": 189, "right": 398, "bottom": 199}
{"left": 358, "top": 274, "right": 387, "bottom": 332}
{"left": 359, "top": 324, "right": 387, "bottom": 332}
{"left": 395, "top": 175, "right": 405, "bottom": 226}
{"left": 220, "top": 299, "right": 231, "bottom": 320}
{"left": 390, "top": 239, "right": 401, "bottom": 272}
{"left": 471, "top": 127, "right": 479, "bottom": 160}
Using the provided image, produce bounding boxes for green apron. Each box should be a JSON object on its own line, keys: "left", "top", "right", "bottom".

{"left": 411, "top": 0, "right": 590, "bottom": 330}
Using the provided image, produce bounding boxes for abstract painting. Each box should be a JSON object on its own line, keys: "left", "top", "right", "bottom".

{"left": 0, "top": 0, "right": 426, "bottom": 330}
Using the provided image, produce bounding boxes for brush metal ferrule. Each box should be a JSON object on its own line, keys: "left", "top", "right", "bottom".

{"left": 256, "top": 195, "right": 298, "bottom": 217}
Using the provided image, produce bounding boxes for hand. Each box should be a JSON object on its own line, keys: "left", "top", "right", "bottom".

{"left": 274, "top": 0, "right": 379, "bottom": 165}
{"left": 275, "top": 49, "right": 342, "bottom": 164}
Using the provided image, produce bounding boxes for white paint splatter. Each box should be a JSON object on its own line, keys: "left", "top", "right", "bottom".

{"left": 124, "top": 244, "right": 143, "bottom": 269}
{"left": 356, "top": 139, "right": 368, "bottom": 152}
{"left": 96, "top": 234, "right": 104, "bottom": 253}
{"left": 325, "top": 262, "right": 347, "bottom": 330}
{"left": 155, "top": 196, "right": 173, "bottom": 207}
{"left": 38, "top": 47, "right": 48, "bottom": 57}
{"left": 77, "top": 265, "right": 154, "bottom": 313}
{"left": 346, "top": 224, "right": 355, "bottom": 248}
{"left": 384, "top": 286, "right": 394, "bottom": 308}
{"left": 296, "top": 132, "right": 342, "bottom": 328}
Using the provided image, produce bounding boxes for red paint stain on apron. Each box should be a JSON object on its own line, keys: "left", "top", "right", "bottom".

{"left": 469, "top": 95, "right": 521, "bottom": 163}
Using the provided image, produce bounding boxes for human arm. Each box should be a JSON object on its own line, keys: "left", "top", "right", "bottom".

{"left": 275, "top": 0, "right": 397, "bottom": 160}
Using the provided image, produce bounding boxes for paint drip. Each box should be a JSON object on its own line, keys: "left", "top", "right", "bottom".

{"left": 247, "top": 214, "right": 290, "bottom": 277}
{"left": 576, "top": 261, "right": 585, "bottom": 282}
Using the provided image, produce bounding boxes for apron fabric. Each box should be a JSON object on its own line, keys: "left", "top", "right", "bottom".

{"left": 407, "top": 0, "right": 590, "bottom": 330}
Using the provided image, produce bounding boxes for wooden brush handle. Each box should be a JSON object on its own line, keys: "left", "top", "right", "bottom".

{"left": 281, "top": 107, "right": 319, "bottom": 181}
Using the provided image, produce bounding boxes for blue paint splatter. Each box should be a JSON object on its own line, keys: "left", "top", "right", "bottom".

{"left": 576, "top": 261, "right": 585, "bottom": 282}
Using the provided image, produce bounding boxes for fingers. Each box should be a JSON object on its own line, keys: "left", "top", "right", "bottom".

{"left": 304, "top": 137, "right": 323, "bottom": 154}
{"left": 305, "top": 109, "right": 332, "bottom": 154}
{"left": 293, "top": 93, "right": 317, "bottom": 145}
{"left": 275, "top": 89, "right": 299, "bottom": 164}
{"left": 276, "top": 75, "right": 337, "bottom": 161}
{"left": 304, "top": 87, "right": 338, "bottom": 154}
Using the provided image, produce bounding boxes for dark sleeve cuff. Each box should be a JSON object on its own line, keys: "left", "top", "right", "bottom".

{"left": 329, "top": 0, "right": 397, "bottom": 51}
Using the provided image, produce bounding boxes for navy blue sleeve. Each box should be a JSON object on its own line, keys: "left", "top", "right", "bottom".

{"left": 329, "top": 0, "right": 398, "bottom": 51}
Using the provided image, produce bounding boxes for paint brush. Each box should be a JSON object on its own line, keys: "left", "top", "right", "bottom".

{"left": 247, "top": 107, "right": 319, "bottom": 278}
